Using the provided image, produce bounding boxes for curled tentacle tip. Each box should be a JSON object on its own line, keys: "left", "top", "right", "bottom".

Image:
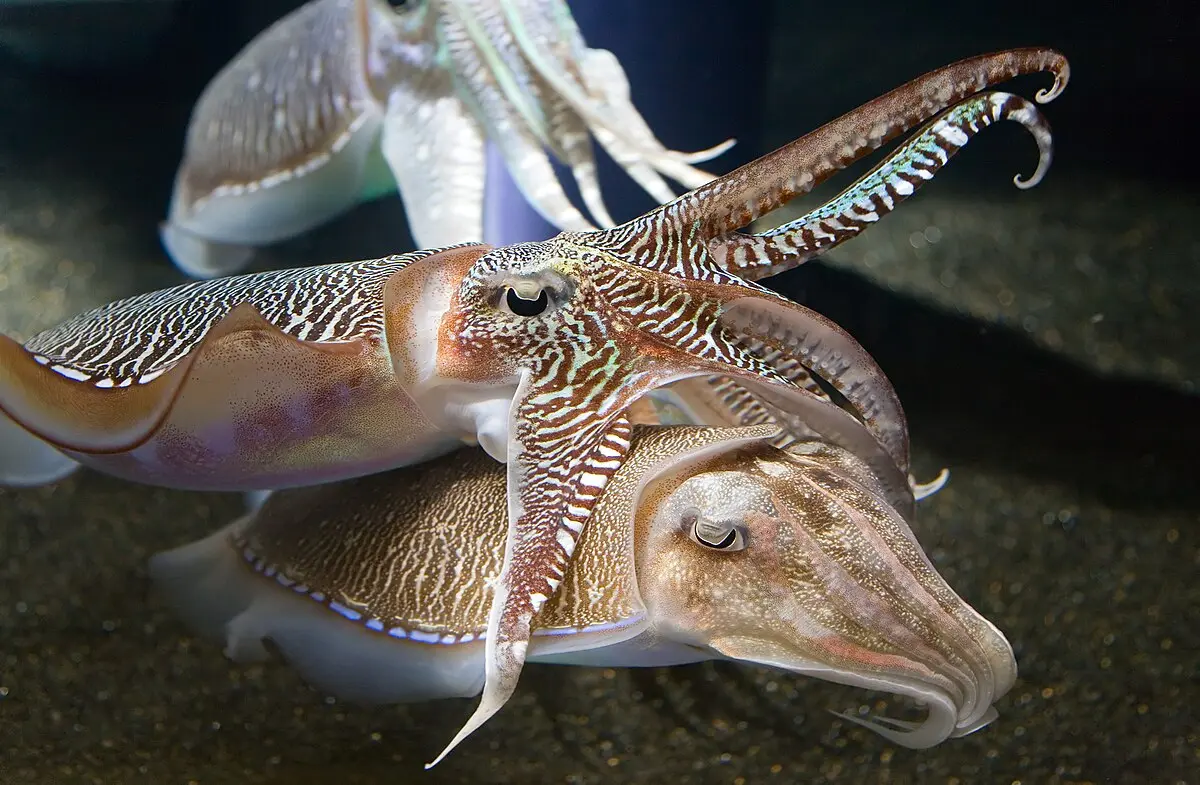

{"left": 1013, "top": 166, "right": 1047, "bottom": 190}
{"left": 1035, "top": 61, "right": 1070, "bottom": 104}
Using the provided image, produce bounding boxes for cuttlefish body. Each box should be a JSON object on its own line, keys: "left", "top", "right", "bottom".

{"left": 162, "top": 0, "right": 732, "bottom": 278}
{"left": 150, "top": 425, "right": 1017, "bottom": 763}
{"left": 1, "top": 47, "right": 1066, "bottom": 762}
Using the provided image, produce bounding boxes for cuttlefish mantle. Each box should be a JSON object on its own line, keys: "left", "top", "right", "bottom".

{"left": 150, "top": 425, "right": 1016, "bottom": 766}
{"left": 161, "top": 0, "right": 733, "bottom": 278}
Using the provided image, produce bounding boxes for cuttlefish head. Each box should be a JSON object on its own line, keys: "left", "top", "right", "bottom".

{"left": 638, "top": 438, "right": 1016, "bottom": 747}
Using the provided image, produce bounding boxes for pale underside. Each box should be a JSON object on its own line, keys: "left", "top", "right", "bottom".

{"left": 161, "top": 0, "right": 731, "bottom": 278}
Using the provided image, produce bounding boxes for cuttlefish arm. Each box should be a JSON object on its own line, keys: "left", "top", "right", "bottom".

{"left": 683, "top": 48, "right": 1069, "bottom": 280}
{"left": 149, "top": 425, "right": 1011, "bottom": 764}
{"left": 0, "top": 245, "right": 489, "bottom": 491}
{"left": 428, "top": 47, "right": 1065, "bottom": 763}
{"left": 716, "top": 90, "right": 1055, "bottom": 278}
{"left": 434, "top": 0, "right": 732, "bottom": 232}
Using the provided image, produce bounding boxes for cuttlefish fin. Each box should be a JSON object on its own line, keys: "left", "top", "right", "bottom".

{"left": 656, "top": 48, "right": 1068, "bottom": 276}
{"left": 0, "top": 303, "right": 361, "bottom": 457}
{"left": 426, "top": 407, "right": 634, "bottom": 768}
{"left": 714, "top": 90, "right": 1055, "bottom": 280}
{"left": 158, "top": 220, "right": 256, "bottom": 280}
{"left": 380, "top": 69, "right": 489, "bottom": 247}
{"left": 0, "top": 409, "right": 80, "bottom": 486}
{"left": 0, "top": 331, "right": 196, "bottom": 455}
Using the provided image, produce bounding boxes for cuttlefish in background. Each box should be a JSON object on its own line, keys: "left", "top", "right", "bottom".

{"left": 0, "top": 46, "right": 1066, "bottom": 763}
{"left": 161, "top": 0, "right": 733, "bottom": 278}
{"left": 150, "top": 424, "right": 1017, "bottom": 766}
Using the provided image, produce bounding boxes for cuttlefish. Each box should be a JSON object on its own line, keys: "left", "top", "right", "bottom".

{"left": 0, "top": 47, "right": 1067, "bottom": 762}
{"left": 161, "top": 0, "right": 733, "bottom": 278}
{"left": 150, "top": 424, "right": 1017, "bottom": 765}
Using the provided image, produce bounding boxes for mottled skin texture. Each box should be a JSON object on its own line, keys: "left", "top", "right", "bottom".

{"left": 0, "top": 47, "right": 1067, "bottom": 764}
{"left": 150, "top": 425, "right": 1016, "bottom": 765}
{"left": 161, "top": 0, "right": 733, "bottom": 278}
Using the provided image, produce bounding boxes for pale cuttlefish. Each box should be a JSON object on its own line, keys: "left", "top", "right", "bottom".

{"left": 161, "top": 0, "right": 734, "bottom": 278}
{"left": 0, "top": 47, "right": 1067, "bottom": 762}
{"left": 149, "top": 424, "right": 1017, "bottom": 766}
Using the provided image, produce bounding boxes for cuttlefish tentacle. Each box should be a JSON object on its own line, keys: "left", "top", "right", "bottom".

{"left": 645, "top": 48, "right": 1069, "bottom": 278}
{"left": 497, "top": 0, "right": 734, "bottom": 191}
{"left": 572, "top": 48, "right": 1070, "bottom": 481}
{"left": 438, "top": 3, "right": 596, "bottom": 232}
{"left": 750, "top": 446, "right": 1014, "bottom": 741}
{"left": 716, "top": 90, "right": 1055, "bottom": 279}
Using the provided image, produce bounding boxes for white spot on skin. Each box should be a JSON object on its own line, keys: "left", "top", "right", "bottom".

{"left": 555, "top": 528, "right": 575, "bottom": 552}
{"left": 409, "top": 629, "right": 442, "bottom": 644}
{"left": 50, "top": 365, "right": 89, "bottom": 381}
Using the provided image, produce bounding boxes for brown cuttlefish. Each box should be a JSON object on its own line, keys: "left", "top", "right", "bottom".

{"left": 150, "top": 423, "right": 1016, "bottom": 766}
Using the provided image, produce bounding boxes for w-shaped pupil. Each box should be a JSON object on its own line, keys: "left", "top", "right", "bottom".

{"left": 697, "top": 527, "right": 738, "bottom": 549}
{"left": 506, "top": 287, "right": 550, "bottom": 317}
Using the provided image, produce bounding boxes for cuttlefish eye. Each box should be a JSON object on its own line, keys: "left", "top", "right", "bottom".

{"left": 504, "top": 287, "right": 551, "bottom": 317}
{"left": 682, "top": 507, "right": 748, "bottom": 552}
